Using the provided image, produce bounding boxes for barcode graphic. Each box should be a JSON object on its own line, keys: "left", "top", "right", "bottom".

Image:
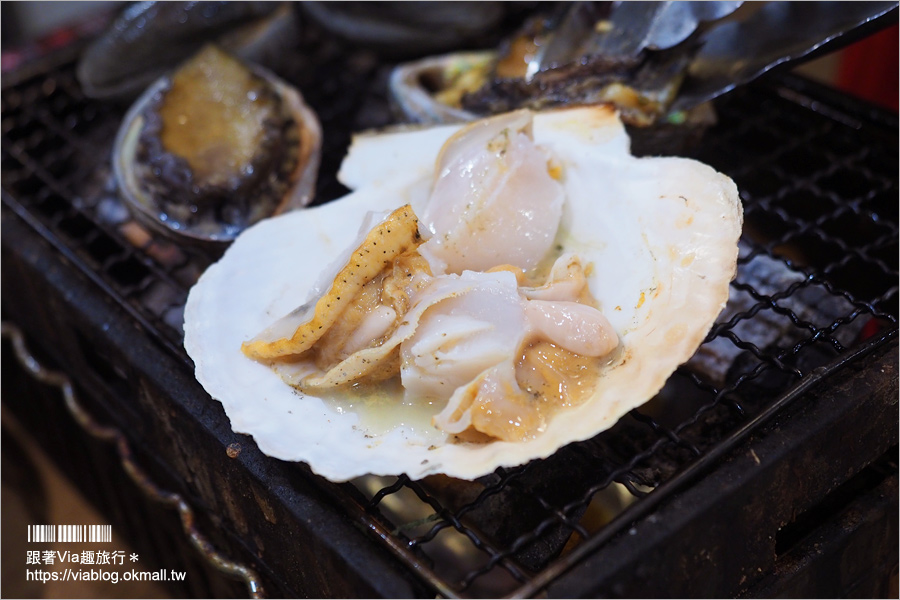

{"left": 28, "top": 525, "right": 112, "bottom": 543}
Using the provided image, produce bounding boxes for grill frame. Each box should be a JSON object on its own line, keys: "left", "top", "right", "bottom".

{"left": 2, "top": 21, "right": 898, "bottom": 598}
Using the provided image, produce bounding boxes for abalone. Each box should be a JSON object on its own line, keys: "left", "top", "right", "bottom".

{"left": 114, "top": 45, "right": 321, "bottom": 247}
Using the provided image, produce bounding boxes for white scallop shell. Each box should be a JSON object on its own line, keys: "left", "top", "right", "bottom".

{"left": 184, "top": 106, "right": 742, "bottom": 482}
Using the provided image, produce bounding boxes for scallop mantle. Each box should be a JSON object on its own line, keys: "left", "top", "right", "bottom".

{"left": 184, "top": 106, "right": 743, "bottom": 482}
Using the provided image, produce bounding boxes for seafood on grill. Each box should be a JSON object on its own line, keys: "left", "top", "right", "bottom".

{"left": 390, "top": 44, "right": 718, "bottom": 158}
{"left": 113, "top": 45, "right": 321, "bottom": 247}
{"left": 390, "top": 1, "right": 899, "bottom": 154}
{"left": 389, "top": 1, "right": 732, "bottom": 151}
{"left": 184, "top": 105, "right": 743, "bottom": 481}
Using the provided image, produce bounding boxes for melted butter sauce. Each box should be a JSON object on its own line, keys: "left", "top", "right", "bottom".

{"left": 316, "top": 378, "right": 442, "bottom": 440}
{"left": 303, "top": 333, "right": 625, "bottom": 444}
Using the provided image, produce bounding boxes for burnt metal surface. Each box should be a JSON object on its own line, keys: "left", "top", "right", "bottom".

{"left": 745, "top": 457, "right": 898, "bottom": 599}
{"left": 2, "top": 321, "right": 265, "bottom": 598}
{"left": 2, "top": 17, "right": 898, "bottom": 599}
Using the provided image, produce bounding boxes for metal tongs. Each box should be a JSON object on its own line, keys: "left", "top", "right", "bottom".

{"left": 527, "top": 1, "right": 898, "bottom": 112}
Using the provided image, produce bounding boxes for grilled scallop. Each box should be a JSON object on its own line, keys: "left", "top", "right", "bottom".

{"left": 184, "top": 106, "right": 742, "bottom": 481}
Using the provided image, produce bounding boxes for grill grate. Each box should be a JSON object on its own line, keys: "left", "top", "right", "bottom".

{"left": 2, "top": 22, "right": 897, "bottom": 598}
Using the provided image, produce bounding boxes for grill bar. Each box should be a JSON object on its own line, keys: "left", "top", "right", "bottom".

{"left": 2, "top": 188, "right": 190, "bottom": 362}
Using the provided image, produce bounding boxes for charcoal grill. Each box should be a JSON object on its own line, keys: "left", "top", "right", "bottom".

{"left": 2, "top": 15, "right": 898, "bottom": 599}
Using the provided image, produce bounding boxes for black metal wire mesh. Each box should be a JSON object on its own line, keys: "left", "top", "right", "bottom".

{"left": 2, "top": 23, "right": 897, "bottom": 598}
